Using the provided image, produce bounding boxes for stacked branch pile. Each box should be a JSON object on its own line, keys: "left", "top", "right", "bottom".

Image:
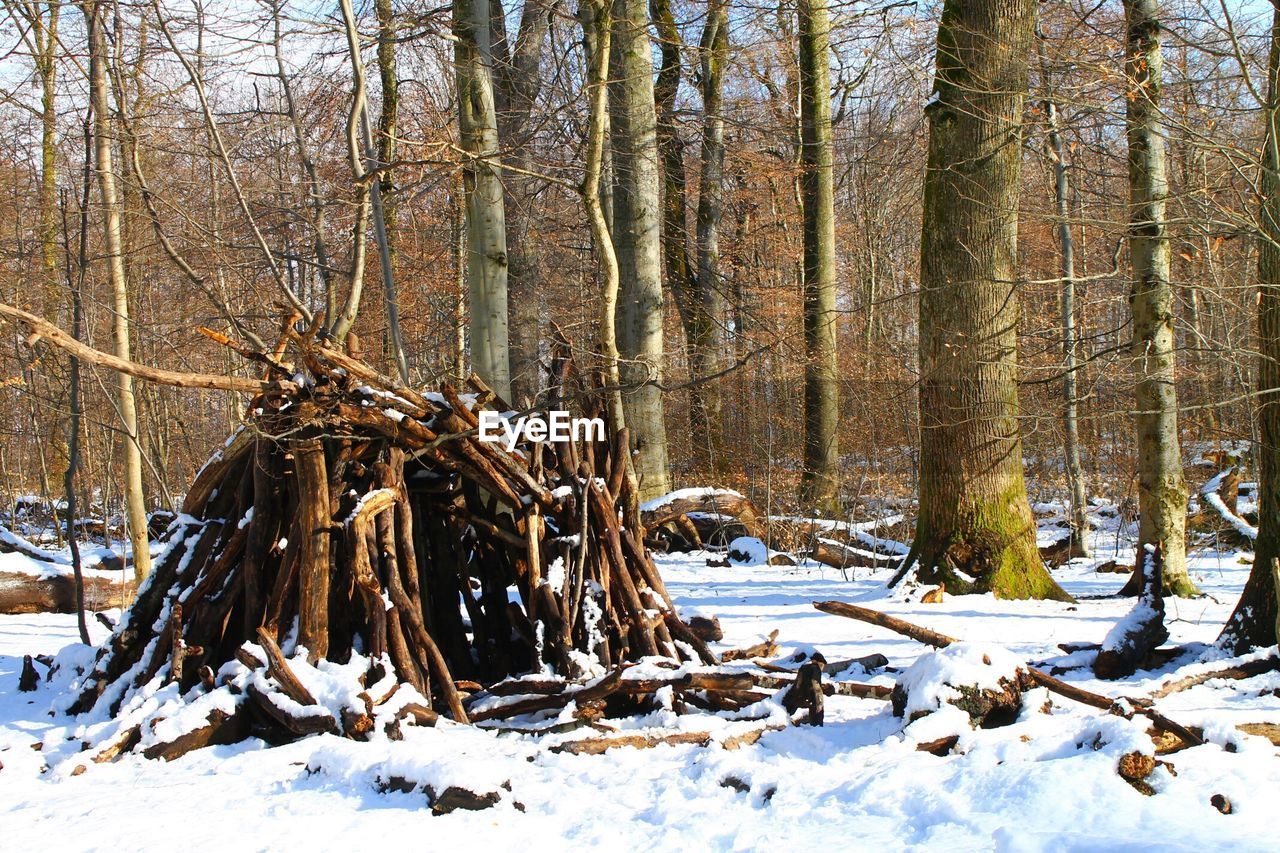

{"left": 67, "top": 329, "right": 719, "bottom": 755}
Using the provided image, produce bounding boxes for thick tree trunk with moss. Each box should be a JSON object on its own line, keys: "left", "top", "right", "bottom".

{"left": 796, "top": 0, "right": 840, "bottom": 513}
{"left": 908, "top": 0, "right": 1068, "bottom": 600}
{"left": 455, "top": 0, "right": 511, "bottom": 398}
{"left": 1124, "top": 0, "right": 1197, "bottom": 597}
{"left": 609, "top": 0, "right": 670, "bottom": 500}
{"left": 1220, "top": 3, "right": 1280, "bottom": 653}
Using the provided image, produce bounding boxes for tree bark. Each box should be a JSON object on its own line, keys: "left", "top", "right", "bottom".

{"left": 85, "top": 0, "right": 151, "bottom": 584}
{"left": 294, "top": 441, "right": 330, "bottom": 661}
{"left": 796, "top": 0, "right": 840, "bottom": 513}
{"left": 65, "top": 111, "right": 93, "bottom": 645}
{"left": 692, "top": 0, "right": 729, "bottom": 470}
{"left": 455, "top": 0, "right": 511, "bottom": 398}
{"left": 1219, "top": 1, "right": 1280, "bottom": 652}
{"left": 609, "top": 0, "right": 670, "bottom": 500}
{"left": 1124, "top": 0, "right": 1197, "bottom": 597}
{"left": 374, "top": 0, "right": 405, "bottom": 379}
{"left": 493, "top": 0, "right": 556, "bottom": 404}
{"left": 1038, "top": 40, "right": 1090, "bottom": 558}
{"left": 907, "top": 0, "right": 1068, "bottom": 600}
{"left": 653, "top": 0, "right": 724, "bottom": 473}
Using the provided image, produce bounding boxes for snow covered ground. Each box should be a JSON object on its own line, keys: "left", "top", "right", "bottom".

{"left": 1, "top": 512, "right": 1278, "bottom": 851}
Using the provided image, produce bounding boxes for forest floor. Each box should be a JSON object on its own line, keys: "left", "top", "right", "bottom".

{"left": 1, "top": 504, "right": 1278, "bottom": 851}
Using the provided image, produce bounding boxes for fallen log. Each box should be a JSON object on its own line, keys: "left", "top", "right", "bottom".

{"left": 809, "top": 539, "right": 901, "bottom": 571}
{"left": 1094, "top": 544, "right": 1168, "bottom": 680}
{"left": 0, "top": 568, "right": 135, "bottom": 615}
{"left": 814, "top": 601, "right": 956, "bottom": 648}
{"left": 721, "top": 629, "right": 780, "bottom": 662}
{"left": 1237, "top": 723, "right": 1280, "bottom": 746}
{"left": 815, "top": 598, "right": 1203, "bottom": 748}
{"left": 641, "top": 490, "right": 765, "bottom": 542}
{"left": 142, "top": 707, "right": 249, "bottom": 761}
{"left": 246, "top": 683, "right": 338, "bottom": 736}
{"left": 1149, "top": 657, "right": 1280, "bottom": 699}
{"left": 551, "top": 724, "right": 779, "bottom": 756}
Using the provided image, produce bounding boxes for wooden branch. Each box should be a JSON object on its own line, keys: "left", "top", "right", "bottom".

{"left": 293, "top": 441, "right": 330, "bottom": 662}
{"left": 1149, "top": 657, "right": 1280, "bottom": 699}
{"left": 254, "top": 627, "right": 318, "bottom": 706}
{"left": 247, "top": 682, "right": 337, "bottom": 736}
{"left": 813, "top": 600, "right": 957, "bottom": 648}
{"left": 0, "top": 302, "right": 281, "bottom": 393}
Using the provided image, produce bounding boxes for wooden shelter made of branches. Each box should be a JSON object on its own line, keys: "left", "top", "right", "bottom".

{"left": 68, "top": 326, "right": 714, "bottom": 745}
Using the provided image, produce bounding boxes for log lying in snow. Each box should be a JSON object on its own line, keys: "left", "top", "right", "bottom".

{"left": 814, "top": 597, "right": 1204, "bottom": 750}
{"left": 142, "top": 708, "right": 249, "bottom": 761}
{"left": 1, "top": 524, "right": 136, "bottom": 614}
{"left": 1094, "top": 544, "right": 1168, "bottom": 680}
{"left": 550, "top": 724, "right": 781, "bottom": 755}
{"left": 641, "top": 489, "right": 766, "bottom": 546}
{"left": 809, "top": 539, "right": 902, "bottom": 571}
{"left": 0, "top": 569, "right": 136, "bottom": 615}
{"left": 1149, "top": 657, "right": 1280, "bottom": 699}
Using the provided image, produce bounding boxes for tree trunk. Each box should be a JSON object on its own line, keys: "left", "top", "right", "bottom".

{"left": 455, "top": 0, "right": 511, "bottom": 398}
{"left": 692, "top": 0, "right": 728, "bottom": 471}
{"left": 66, "top": 107, "right": 94, "bottom": 645}
{"left": 1219, "top": 2, "right": 1280, "bottom": 653}
{"left": 1038, "top": 42, "right": 1090, "bottom": 558}
{"left": 652, "top": 0, "right": 725, "bottom": 474}
{"left": 374, "top": 0, "right": 409, "bottom": 383}
{"left": 609, "top": 0, "right": 670, "bottom": 500}
{"left": 33, "top": 0, "right": 60, "bottom": 312}
{"left": 493, "top": 0, "right": 555, "bottom": 405}
{"left": 85, "top": 0, "right": 151, "bottom": 584}
{"left": 907, "top": 0, "right": 1068, "bottom": 600}
{"left": 1124, "top": 0, "right": 1197, "bottom": 597}
{"left": 796, "top": 0, "right": 840, "bottom": 513}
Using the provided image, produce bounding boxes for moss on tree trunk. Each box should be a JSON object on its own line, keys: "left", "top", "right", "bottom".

{"left": 908, "top": 0, "right": 1069, "bottom": 601}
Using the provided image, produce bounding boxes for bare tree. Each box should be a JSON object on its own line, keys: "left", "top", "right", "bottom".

{"left": 455, "top": 0, "right": 511, "bottom": 397}
{"left": 1124, "top": 0, "right": 1197, "bottom": 597}
{"left": 609, "top": 0, "right": 669, "bottom": 499}
{"left": 1037, "top": 34, "right": 1090, "bottom": 558}
{"left": 84, "top": 0, "right": 151, "bottom": 582}
{"left": 797, "top": 0, "right": 839, "bottom": 513}
{"left": 493, "top": 0, "right": 557, "bottom": 404}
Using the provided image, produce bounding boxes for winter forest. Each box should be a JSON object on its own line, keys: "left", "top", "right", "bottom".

{"left": 1, "top": 0, "right": 1279, "bottom": 846}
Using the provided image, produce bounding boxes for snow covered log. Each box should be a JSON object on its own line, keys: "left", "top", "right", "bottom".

{"left": 0, "top": 569, "right": 135, "bottom": 615}
{"left": 0, "top": 524, "right": 137, "bottom": 614}
{"left": 891, "top": 643, "right": 1035, "bottom": 728}
{"left": 1094, "top": 544, "right": 1169, "bottom": 679}
{"left": 640, "top": 488, "right": 764, "bottom": 549}
{"left": 63, "top": 329, "right": 716, "bottom": 757}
